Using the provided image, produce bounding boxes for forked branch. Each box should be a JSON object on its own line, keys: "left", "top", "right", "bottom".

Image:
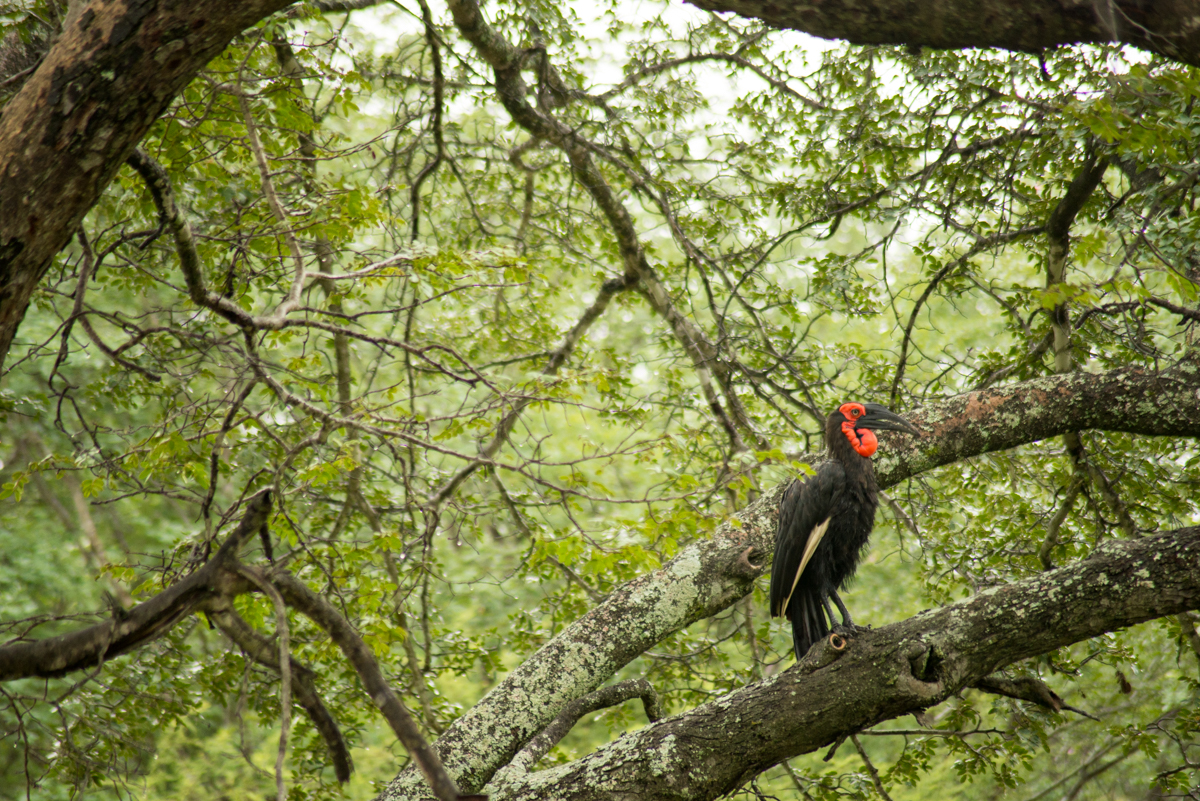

{"left": 0, "top": 490, "right": 273, "bottom": 681}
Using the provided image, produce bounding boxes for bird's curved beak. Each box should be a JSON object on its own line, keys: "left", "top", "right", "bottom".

{"left": 857, "top": 403, "right": 919, "bottom": 436}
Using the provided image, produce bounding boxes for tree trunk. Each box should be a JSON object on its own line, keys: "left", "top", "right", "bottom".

{"left": 0, "top": 0, "right": 292, "bottom": 373}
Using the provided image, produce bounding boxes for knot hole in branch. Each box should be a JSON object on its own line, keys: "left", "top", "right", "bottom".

{"left": 729, "top": 546, "right": 765, "bottom": 580}
{"left": 897, "top": 643, "right": 945, "bottom": 704}
{"left": 905, "top": 641, "right": 945, "bottom": 685}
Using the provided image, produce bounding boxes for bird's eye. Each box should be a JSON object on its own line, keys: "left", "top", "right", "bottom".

{"left": 851, "top": 408, "right": 862, "bottom": 418}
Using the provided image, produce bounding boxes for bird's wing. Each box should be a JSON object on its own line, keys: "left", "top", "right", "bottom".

{"left": 779, "top": 517, "right": 829, "bottom": 617}
{"left": 769, "top": 461, "right": 845, "bottom": 618}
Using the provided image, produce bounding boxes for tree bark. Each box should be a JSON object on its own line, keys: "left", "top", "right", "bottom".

{"left": 486, "top": 526, "right": 1200, "bottom": 801}
{"left": 378, "top": 357, "right": 1200, "bottom": 800}
{"left": 0, "top": 0, "right": 293, "bottom": 373}
{"left": 685, "top": 0, "right": 1200, "bottom": 67}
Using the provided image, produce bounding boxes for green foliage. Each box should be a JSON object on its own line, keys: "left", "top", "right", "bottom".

{"left": 2, "top": 2, "right": 1199, "bottom": 800}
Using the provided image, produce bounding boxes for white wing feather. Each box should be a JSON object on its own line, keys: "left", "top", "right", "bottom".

{"left": 780, "top": 516, "right": 830, "bottom": 616}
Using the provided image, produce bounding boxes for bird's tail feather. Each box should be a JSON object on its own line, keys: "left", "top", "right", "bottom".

{"left": 790, "top": 587, "right": 830, "bottom": 660}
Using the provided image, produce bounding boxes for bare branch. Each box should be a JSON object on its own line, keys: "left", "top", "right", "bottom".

{"left": 237, "top": 90, "right": 307, "bottom": 319}
{"left": 207, "top": 602, "right": 353, "bottom": 782}
{"left": 889, "top": 225, "right": 1044, "bottom": 407}
{"left": 851, "top": 734, "right": 895, "bottom": 801}
{"left": 270, "top": 572, "right": 468, "bottom": 801}
{"left": 1038, "top": 472, "right": 1084, "bottom": 570}
{"left": 409, "top": 0, "right": 446, "bottom": 242}
{"left": 972, "top": 675, "right": 1096, "bottom": 719}
{"left": 0, "top": 490, "right": 273, "bottom": 681}
{"left": 239, "top": 566, "right": 293, "bottom": 801}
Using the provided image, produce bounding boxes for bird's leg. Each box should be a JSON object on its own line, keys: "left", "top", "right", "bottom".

{"left": 828, "top": 591, "right": 870, "bottom": 641}
{"left": 827, "top": 591, "right": 866, "bottom": 644}
{"left": 821, "top": 596, "right": 837, "bottom": 628}
{"left": 830, "top": 591, "right": 854, "bottom": 628}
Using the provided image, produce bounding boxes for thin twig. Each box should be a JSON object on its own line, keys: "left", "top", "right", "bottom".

{"left": 1039, "top": 472, "right": 1084, "bottom": 570}
{"left": 271, "top": 572, "right": 464, "bottom": 801}
{"left": 852, "top": 734, "right": 895, "bottom": 801}
{"left": 237, "top": 90, "right": 307, "bottom": 319}
{"left": 207, "top": 602, "right": 352, "bottom": 781}
{"left": 410, "top": 0, "right": 446, "bottom": 241}
{"left": 238, "top": 566, "right": 292, "bottom": 801}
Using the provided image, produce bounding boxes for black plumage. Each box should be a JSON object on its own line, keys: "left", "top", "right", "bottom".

{"left": 769, "top": 402, "right": 918, "bottom": 659}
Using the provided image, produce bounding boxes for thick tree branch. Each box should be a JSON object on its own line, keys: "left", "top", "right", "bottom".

{"left": 0, "top": 0, "right": 297, "bottom": 372}
{"left": 0, "top": 490, "right": 272, "bottom": 681}
{"left": 684, "top": 0, "right": 1200, "bottom": 68}
{"left": 488, "top": 526, "right": 1200, "bottom": 801}
{"left": 380, "top": 360, "right": 1200, "bottom": 799}
{"left": 871, "top": 360, "right": 1200, "bottom": 485}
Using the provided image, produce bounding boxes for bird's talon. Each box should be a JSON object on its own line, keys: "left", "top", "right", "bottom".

{"left": 830, "top": 624, "right": 869, "bottom": 644}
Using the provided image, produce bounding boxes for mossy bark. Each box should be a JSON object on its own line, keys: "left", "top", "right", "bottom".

{"left": 380, "top": 363, "right": 1200, "bottom": 800}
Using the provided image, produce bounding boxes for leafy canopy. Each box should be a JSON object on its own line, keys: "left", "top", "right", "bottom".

{"left": 0, "top": 0, "right": 1198, "bottom": 798}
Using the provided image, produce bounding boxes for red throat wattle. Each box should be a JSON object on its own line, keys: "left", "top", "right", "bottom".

{"left": 841, "top": 421, "right": 878, "bottom": 458}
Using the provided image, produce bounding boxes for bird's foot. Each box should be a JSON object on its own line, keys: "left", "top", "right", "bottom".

{"left": 830, "top": 623, "right": 871, "bottom": 641}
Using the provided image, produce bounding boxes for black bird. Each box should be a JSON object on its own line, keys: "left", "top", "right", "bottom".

{"left": 769, "top": 402, "right": 919, "bottom": 660}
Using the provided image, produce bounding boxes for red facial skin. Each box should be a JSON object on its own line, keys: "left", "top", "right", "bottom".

{"left": 838, "top": 402, "right": 878, "bottom": 458}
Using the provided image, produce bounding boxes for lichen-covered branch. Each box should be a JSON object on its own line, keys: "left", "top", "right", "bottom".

{"left": 487, "top": 526, "right": 1200, "bottom": 801}
{"left": 490, "top": 678, "right": 663, "bottom": 790}
{"left": 380, "top": 360, "right": 1200, "bottom": 799}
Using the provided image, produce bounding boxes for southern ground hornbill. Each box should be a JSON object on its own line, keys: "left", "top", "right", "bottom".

{"left": 769, "top": 402, "right": 919, "bottom": 659}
